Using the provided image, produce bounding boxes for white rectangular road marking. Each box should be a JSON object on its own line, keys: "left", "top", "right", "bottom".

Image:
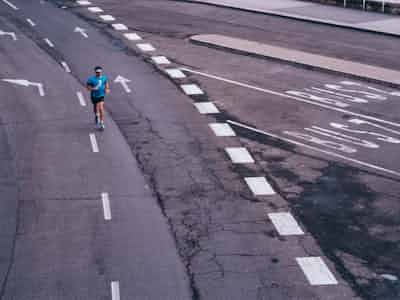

{"left": 165, "top": 69, "right": 186, "bottom": 79}
{"left": 26, "top": 18, "right": 36, "bottom": 26}
{"left": 296, "top": 257, "right": 338, "bottom": 285}
{"left": 245, "top": 177, "right": 275, "bottom": 196}
{"left": 76, "top": 91, "right": 86, "bottom": 106}
{"left": 123, "top": 33, "right": 142, "bottom": 41}
{"left": 101, "top": 192, "right": 112, "bottom": 220}
{"left": 44, "top": 38, "right": 54, "bottom": 48}
{"left": 112, "top": 23, "right": 128, "bottom": 31}
{"left": 181, "top": 84, "right": 204, "bottom": 95}
{"left": 151, "top": 56, "right": 170, "bottom": 65}
{"left": 2, "top": 0, "right": 18, "bottom": 10}
{"left": 209, "top": 123, "right": 235, "bottom": 137}
{"left": 89, "top": 133, "right": 99, "bottom": 153}
{"left": 268, "top": 212, "right": 304, "bottom": 235}
{"left": 77, "top": 0, "right": 91, "bottom": 5}
{"left": 194, "top": 102, "right": 219, "bottom": 114}
{"left": 136, "top": 43, "right": 155, "bottom": 52}
{"left": 88, "top": 6, "right": 103, "bottom": 13}
{"left": 99, "top": 14, "right": 115, "bottom": 21}
{"left": 61, "top": 61, "right": 71, "bottom": 73}
{"left": 225, "top": 147, "right": 255, "bottom": 164}
{"left": 111, "top": 281, "right": 120, "bottom": 300}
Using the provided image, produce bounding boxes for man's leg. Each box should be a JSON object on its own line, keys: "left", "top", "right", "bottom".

{"left": 92, "top": 100, "right": 99, "bottom": 124}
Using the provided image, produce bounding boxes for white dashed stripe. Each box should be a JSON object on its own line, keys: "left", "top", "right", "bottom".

{"left": 245, "top": 177, "right": 275, "bottom": 196}
{"left": 296, "top": 257, "right": 338, "bottom": 285}
{"left": 101, "top": 192, "right": 112, "bottom": 220}
{"left": 225, "top": 147, "right": 254, "bottom": 164}
{"left": 181, "top": 84, "right": 203, "bottom": 95}
{"left": 136, "top": 43, "right": 155, "bottom": 52}
{"left": 44, "top": 38, "right": 54, "bottom": 48}
{"left": 209, "top": 123, "right": 235, "bottom": 137}
{"left": 165, "top": 69, "right": 186, "bottom": 79}
{"left": 111, "top": 281, "right": 120, "bottom": 300}
{"left": 2, "top": 0, "right": 18, "bottom": 10}
{"left": 88, "top": 6, "right": 103, "bottom": 12}
{"left": 76, "top": 91, "right": 86, "bottom": 106}
{"left": 268, "top": 212, "right": 304, "bottom": 235}
{"left": 61, "top": 61, "right": 71, "bottom": 73}
{"left": 26, "top": 18, "right": 36, "bottom": 26}
{"left": 77, "top": 0, "right": 91, "bottom": 5}
{"left": 194, "top": 102, "right": 219, "bottom": 114}
{"left": 151, "top": 56, "right": 170, "bottom": 65}
{"left": 123, "top": 33, "right": 142, "bottom": 41}
{"left": 112, "top": 23, "right": 128, "bottom": 31}
{"left": 89, "top": 133, "right": 99, "bottom": 153}
{"left": 99, "top": 14, "right": 115, "bottom": 21}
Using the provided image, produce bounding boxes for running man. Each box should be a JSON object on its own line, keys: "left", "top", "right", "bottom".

{"left": 86, "top": 66, "right": 110, "bottom": 130}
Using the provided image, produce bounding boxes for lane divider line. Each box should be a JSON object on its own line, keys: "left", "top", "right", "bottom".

{"left": 111, "top": 281, "right": 120, "bottom": 300}
{"left": 181, "top": 84, "right": 204, "bottom": 95}
{"left": 61, "top": 61, "right": 71, "bottom": 73}
{"left": 76, "top": 91, "right": 87, "bottom": 106}
{"left": 194, "top": 102, "right": 219, "bottom": 114}
{"left": 244, "top": 177, "right": 275, "bottom": 195}
{"left": 136, "top": 43, "right": 155, "bottom": 52}
{"left": 89, "top": 133, "right": 99, "bottom": 153}
{"left": 44, "top": 38, "right": 54, "bottom": 48}
{"left": 165, "top": 68, "right": 186, "bottom": 79}
{"left": 111, "top": 23, "right": 128, "bottom": 31}
{"left": 2, "top": 0, "right": 18, "bottom": 10}
{"left": 26, "top": 18, "right": 36, "bottom": 26}
{"left": 209, "top": 123, "right": 236, "bottom": 137}
{"left": 99, "top": 14, "right": 115, "bottom": 21}
{"left": 77, "top": 0, "right": 92, "bottom": 5}
{"left": 267, "top": 212, "right": 304, "bottom": 235}
{"left": 296, "top": 257, "right": 338, "bottom": 285}
{"left": 151, "top": 56, "right": 170, "bottom": 65}
{"left": 101, "top": 192, "right": 112, "bottom": 220}
{"left": 123, "top": 33, "right": 142, "bottom": 41}
{"left": 225, "top": 147, "right": 255, "bottom": 164}
{"left": 88, "top": 6, "right": 103, "bottom": 13}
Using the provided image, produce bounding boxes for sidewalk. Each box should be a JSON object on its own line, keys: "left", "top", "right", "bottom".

{"left": 186, "top": 0, "right": 400, "bottom": 37}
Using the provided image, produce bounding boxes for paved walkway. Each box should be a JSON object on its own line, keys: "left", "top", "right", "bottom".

{"left": 187, "top": 0, "right": 400, "bottom": 36}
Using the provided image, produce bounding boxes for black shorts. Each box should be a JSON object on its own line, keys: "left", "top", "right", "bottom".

{"left": 91, "top": 97, "right": 104, "bottom": 104}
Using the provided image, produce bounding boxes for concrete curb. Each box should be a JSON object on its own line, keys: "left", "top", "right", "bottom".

{"left": 178, "top": 0, "right": 400, "bottom": 38}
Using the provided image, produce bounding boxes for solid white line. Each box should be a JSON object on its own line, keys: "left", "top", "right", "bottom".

{"left": 101, "top": 192, "right": 112, "bottom": 220}
{"left": 26, "top": 18, "right": 36, "bottom": 26}
{"left": 2, "top": 0, "right": 18, "bottom": 10}
{"left": 44, "top": 38, "right": 54, "bottom": 48}
{"left": 268, "top": 212, "right": 304, "bottom": 235}
{"left": 89, "top": 133, "right": 99, "bottom": 153}
{"left": 245, "top": 177, "right": 275, "bottom": 195}
{"left": 227, "top": 120, "right": 400, "bottom": 177}
{"left": 225, "top": 147, "right": 255, "bottom": 164}
{"left": 111, "top": 281, "right": 120, "bottom": 300}
{"left": 76, "top": 91, "right": 86, "bottom": 106}
{"left": 296, "top": 257, "right": 338, "bottom": 285}
{"left": 181, "top": 67, "right": 400, "bottom": 128}
{"left": 61, "top": 61, "right": 71, "bottom": 73}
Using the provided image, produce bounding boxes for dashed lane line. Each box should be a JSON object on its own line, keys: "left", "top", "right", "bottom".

{"left": 88, "top": 6, "right": 103, "bottom": 13}
{"left": 111, "top": 23, "right": 128, "bottom": 31}
{"left": 165, "top": 68, "right": 186, "bottom": 79}
{"left": 209, "top": 123, "right": 236, "bottom": 136}
{"left": 296, "top": 257, "right": 338, "bottom": 285}
{"left": 194, "top": 102, "right": 219, "bottom": 114}
{"left": 101, "top": 192, "right": 112, "bottom": 220}
{"left": 77, "top": 0, "right": 92, "bottom": 5}
{"left": 225, "top": 147, "right": 255, "bottom": 164}
{"left": 227, "top": 119, "right": 400, "bottom": 178}
{"left": 151, "top": 56, "right": 170, "bottom": 65}
{"left": 2, "top": 0, "right": 18, "bottom": 10}
{"left": 267, "top": 212, "right": 304, "bottom": 235}
{"left": 244, "top": 177, "right": 275, "bottom": 195}
{"left": 89, "top": 133, "right": 99, "bottom": 153}
{"left": 99, "top": 14, "right": 115, "bottom": 21}
{"left": 136, "top": 43, "right": 155, "bottom": 52}
{"left": 111, "top": 281, "right": 120, "bottom": 300}
{"left": 181, "top": 84, "right": 204, "bottom": 95}
{"left": 76, "top": 91, "right": 87, "bottom": 106}
{"left": 123, "top": 33, "right": 142, "bottom": 41}
{"left": 26, "top": 18, "right": 36, "bottom": 26}
{"left": 44, "top": 38, "right": 54, "bottom": 48}
{"left": 61, "top": 61, "right": 71, "bottom": 73}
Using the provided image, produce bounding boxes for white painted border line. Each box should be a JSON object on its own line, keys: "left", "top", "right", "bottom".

{"left": 136, "top": 43, "right": 155, "bottom": 52}
{"left": 227, "top": 119, "right": 400, "bottom": 178}
{"left": 268, "top": 212, "right": 304, "bottom": 235}
{"left": 296, "top": 257, "right": 338, "bottom": 285}
{"left": 111, "top": 281, "right": 120, "bottom": 300}
{"left": 44, "top": 38, "right": 54, "bottom": 48}
{"left": 76, "top": 91, "right": 86, "bottom": 106}
{"left": 165, "top": 69, "right": 186, "bottom": 79}
{"left": 245, "top": 177, "right": 275, "bottom": 195}
{"left": 99, "top": 15, "right": 115, "bottom": 21}
{"left": 26, "top": 18, "right": 36, "bottom": 26}
{"left": 101, "top": 192, "right": 112, "bottom": 220}
{"left": 123, "top": 33, "right": 142, "bottom": 41}
{"left": 2, "top": 0, "right": 18, "bottom": 10}
{"left": 61, "top": 61, "right": 71, "bottom": 73}
{"left": 89, "top": 133, "right": 99, "bottom": 153}
{"left": 88, "top": 6, "right": 103, "bottom": 13}
{"left": 209, "top": 123, "right": 235, "bottom": 136}
{"left": 111, "top": 23, "right": 128, "bottom": 31}
{"left": 194, "top": 102, "right": 219, "bottom": 114}
{"left": 77, "top": 0, "right": 91, "bottom": 5}
{"left": 151, "top": 56, "right": 170, "bottom": 65}
{"left": 225, "top": 147, "right": 255, "bottom": 164}
{"left": 181, "top": 84, "right": 204, "bottom": 95}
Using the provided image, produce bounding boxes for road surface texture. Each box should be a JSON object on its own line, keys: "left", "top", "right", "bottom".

{"left": 0, "top": 0, "right": 399, "bottom": 299}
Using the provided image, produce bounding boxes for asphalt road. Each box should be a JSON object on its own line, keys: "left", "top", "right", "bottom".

{"left": 1, "top": 0, "right": 400, "bottom": 299}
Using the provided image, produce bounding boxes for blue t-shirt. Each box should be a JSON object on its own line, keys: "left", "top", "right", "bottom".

{"left": 87, "top": 75, "right": 108, "bottom": 98}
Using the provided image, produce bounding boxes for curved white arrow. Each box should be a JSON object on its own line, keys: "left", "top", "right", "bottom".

{"left": 0, "top": 30, "right": 16, "bottom": 41}
{"left": 114, "top": 75, "right": 131, "bottom": 93}
{"left": 2, "top": 79, "right": 44, "bottom": 96}
{"left": 74, "top": 27, "right": 88, "bottom": 38}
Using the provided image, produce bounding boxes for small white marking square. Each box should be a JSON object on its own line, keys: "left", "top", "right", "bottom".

{"left": 225, "top": 147, "right": 254, "bottom": 164}
{"left": 151, "top": 56, "right": 170, "bottom": 64}
{"left": 296, "top": 257, "right": 338, "bottom": 285}
{"left": 245, "top": 177, "right": 275, "bottom": 195}
{"left": 209, "top": 123, "right": 236, "bottom": 137}
{"left": 123, "top": 33, "right": 142, "bottom": 41}
{"left": 112, "top": 23, "right": 128, "bottom": 31}
{"left": 136, "top": 43, "right": 155, "bottom": 52}
{"left": 99, "top": 15, "right": 115, "bottom": 21}
{"left": 268, "top": 212, "right": 304, "bottom": 235}
{"left": 194, "top": 102, "right": 219, "bottom": 114}
{"left": 165, "top": 69, "right": 186, "bottom": 79}
{"left": 181, "top": 84, "right": 203, "bottom": 95}
{"left": 88, "top": 6, "right": 103, "bottom": 12}
{"left": 77, "top": 0, "right": 91, "bottom": 5}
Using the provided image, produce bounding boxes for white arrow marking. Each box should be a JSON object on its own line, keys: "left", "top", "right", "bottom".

{"left": 2, "top": 79, "right": 44, "bottom": 96}
{"left": 2, "top": 0, "right": 18, "bottom": 10}
{"left": 114, "top": 75, "right": 131, "bottom": 93}
{"left": 0, "top": 30, "right": 16, "bottom": 41}
{"left": 74, "top": 27, "right": 88, "bottom": 38}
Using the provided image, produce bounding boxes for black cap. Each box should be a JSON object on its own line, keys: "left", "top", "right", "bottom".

{"left": 94, "top": 66, "right": 103, "bottom": 72}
